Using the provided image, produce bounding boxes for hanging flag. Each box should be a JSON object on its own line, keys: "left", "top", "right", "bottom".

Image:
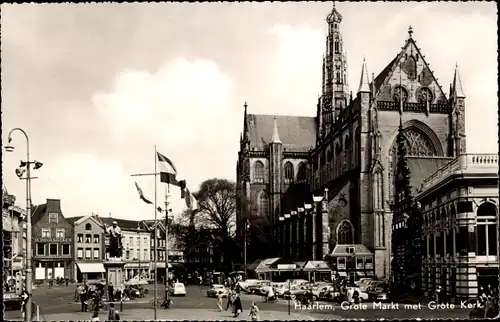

{"left": 157, "top": 152, "right": 179, "bottom": 186}
{"left": 185, "top": 188, "right": 198, "bottom": 210}
{"left": 179, "top": 180, "right": 187, "bottom": 199}
{"left": 134, "top": 182, "right": 153, "bottom": 204}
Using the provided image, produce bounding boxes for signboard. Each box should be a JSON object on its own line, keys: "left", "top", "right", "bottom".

{"left": 277, "top": 264, "right": 296, "bottom": 270}
{"left": 33, "top": 237, "right": 72, "bottom": 243}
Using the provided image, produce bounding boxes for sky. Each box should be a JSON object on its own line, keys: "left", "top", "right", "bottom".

{"left": 1, "top": 2, "right": 497, "bottom": 221}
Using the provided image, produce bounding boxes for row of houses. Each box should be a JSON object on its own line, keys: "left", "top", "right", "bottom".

{"left": 2, "top": 191, "right": 216, "bottom": 284}
{"left": 247, "top": 244, "right": 375, "bottom": 283}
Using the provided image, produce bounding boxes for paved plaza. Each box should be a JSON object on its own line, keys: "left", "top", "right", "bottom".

{"left": 4, "top": 284, "right": 472, "bottom": 320}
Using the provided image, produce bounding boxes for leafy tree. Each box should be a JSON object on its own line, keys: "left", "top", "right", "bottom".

{"left": 191, "top": 178, "right": 238, "bottom": 272}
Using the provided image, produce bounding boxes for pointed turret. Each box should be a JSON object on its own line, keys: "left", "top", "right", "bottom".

{"left": 453, "top": 63, "right": 466, "bottom": 98}
{"left": 243, "top": 102, "right": 250, "bottom": 142}
{"left": 271, "top": 117, "right": 282, "bottom": 144}
{"left": 358, "top": 57, "right": 370, "bottom": 93}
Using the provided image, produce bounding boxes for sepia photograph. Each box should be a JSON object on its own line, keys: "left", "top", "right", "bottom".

{"left": 2, "top": 1, "right": 498, "bottom": 321}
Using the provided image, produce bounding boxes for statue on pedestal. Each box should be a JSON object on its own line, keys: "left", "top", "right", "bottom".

{"left": 107, "top": 221, "right": 123, "bottom": 259}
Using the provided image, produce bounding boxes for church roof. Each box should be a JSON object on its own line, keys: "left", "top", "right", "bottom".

{"left": 247, "top": 114, "right": 316, "bottom": 152}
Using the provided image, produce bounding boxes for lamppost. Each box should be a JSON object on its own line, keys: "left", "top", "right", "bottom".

{"left": 278, "top": 216, "right": 284, "bottom": 258}
{"left": 137, "top": 224, "right": 141, "bottom": 279}
{"left": 291, "top": 211, "right": 298, "bottom": 262}
{"left": 284, "top": 213, "right": 291, "bottom": 258}
{"left": 5, "top": 128, "right": 43, "bottom": 322}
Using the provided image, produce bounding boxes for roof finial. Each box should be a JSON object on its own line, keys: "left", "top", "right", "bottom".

{"left": 271, "top": 117, "right": 282, "bottom": 144}
{"left": 408, "top": 25, "right": 413, "bottom": 39}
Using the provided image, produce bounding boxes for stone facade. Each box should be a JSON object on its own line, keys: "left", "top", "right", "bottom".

{"left": 236, "top": 4, "right": 467, "bottom": 279}
{"left": 416, "top": 154, "right": 499, "bottom": 301}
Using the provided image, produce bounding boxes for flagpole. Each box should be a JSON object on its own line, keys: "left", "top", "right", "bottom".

{"left": 153, "top": 145, "right": 158, "bottom": 320}
{"left": 165, "top": 183, "right": 170, "bottom": 305}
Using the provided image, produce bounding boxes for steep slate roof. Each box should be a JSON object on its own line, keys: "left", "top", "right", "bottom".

{"left": 247, "top": 114, "right": 316, "bottom": 152}
{"left": 66, "top": 216, "right": 83, "bottom": 225}
{"left": 329, "top": 244, "right": 372, "bottom": 256}
{"left": 30, "top": 203, "right": 47, "bottom": 224}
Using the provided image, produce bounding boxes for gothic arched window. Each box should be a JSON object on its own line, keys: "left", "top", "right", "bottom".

{"left": 253, "top": 161, "right": 265, "bottom": 183}
{"left": 476, "top": 202, "right": 498, "bottom": 256}
{"left": 284, "top": 162, "right": 294, "bottom": 184}
{"left": 258, "top": 191, "right": 269, "bottom": 217}
{"left": 388, "top": 127, "right": 437, "bottom": 201}
{"left": 297, "top": 162, "right": 307, "bottom": 183}
{"left": 85, "top": 223, "right": 92, "bottom": 231}
{"left": 337, "top": 220, "right": 354, "bottom": 244}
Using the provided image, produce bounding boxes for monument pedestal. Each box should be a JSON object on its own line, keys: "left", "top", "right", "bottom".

{"left": 104, "top": 258, "right": 125, "bottom": 287}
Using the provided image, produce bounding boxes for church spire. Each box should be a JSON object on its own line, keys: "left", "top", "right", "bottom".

{"left": 453, "top": 63, "right": 466, "bottom": 98}
{"left": 271, "top": 117, "right": 281, "bottom": 144}
{"left": 358, "top": 57, "right": 370, "bottom": 93}
{"left": 318, "top": 1, "right": 350, "bottom": 138}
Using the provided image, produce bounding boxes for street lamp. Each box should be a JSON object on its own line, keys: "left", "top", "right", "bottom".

{"left": 284, "top": 213, "right": 290, "bottom": 259}
{"left": 137, "top": 225, "right": 141, "bottom": 279}
{"left": 5, "top": 128, "right": 43, "bottom": 322}
{"left": 278, "top": 216, "right": 284, "bottom": 257}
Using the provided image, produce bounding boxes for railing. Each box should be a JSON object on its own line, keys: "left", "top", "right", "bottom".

{"left": 420, "top": 153, "right": 498, "bottom": 191}
{"left": 376, "top": 101, "right": 452, "bottom": 114}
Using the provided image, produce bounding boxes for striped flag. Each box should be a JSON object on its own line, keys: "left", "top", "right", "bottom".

{"left": 134, "top": 182, "right": 153, "bottom": 204}
{"left": 157, "top": 152, "right": 179, "bottom": 186}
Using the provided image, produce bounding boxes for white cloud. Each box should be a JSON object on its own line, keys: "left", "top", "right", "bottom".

{"left": 93, "top": 57, "right": 236, "bottom": 148}
{"left": 261, "top": 24, "right": 324, "bottom": 116}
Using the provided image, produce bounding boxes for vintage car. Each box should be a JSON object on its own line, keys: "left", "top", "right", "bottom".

{"left": 169, "top": 282, "right": 186, "bottom": 296}
{"left": 206, "top": 284, "right": 229, "bottom": 298}
{"left": 248, "top": 280, "right": 271, "bottom": 294}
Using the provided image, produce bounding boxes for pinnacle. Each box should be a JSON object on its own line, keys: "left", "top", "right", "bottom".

{"left": 453, "top": 63, "right": 466, "bottom": 98}
{"left": 358, "top": 58, "right": 370, "bottom": 93}
{"left": 271, "top": 117, "right": 282, "bottom": 144}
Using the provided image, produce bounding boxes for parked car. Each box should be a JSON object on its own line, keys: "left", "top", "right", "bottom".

{"left": 239, "top": 279, "right": 260, "bottom": 292}
{"left": 273, "top": 283, "right": 288, "bottom": 297}
{"left": 248, "top": 280, "right": 271, "bottom": 294}
{"left": 283, "top": 284, "right": 310, "bottom": 299}
{"left": 314, "top": 283, "right": 333, "bottom": 300}
{"left": 258, "top": 282, "right": 273, "bottom": 296}
{"left": 285, "top": 279, "right": 309, "bottom": 286}
{"left": 355, "top": 278, "right": 374, "bottom": 287}
{"left": 206, "top": 284, "right": 229, "bottom": 298}
{"left": 365, "top": 281, "right": 390, "bottom": 302}
{"left": 168, "top": 282, "right": 186, "bottom": 296}
{"left": 345, "top": 286, "right": 371, "bottom": 302}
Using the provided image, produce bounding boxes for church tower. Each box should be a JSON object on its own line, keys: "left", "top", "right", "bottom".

{"left": 318, "top": 2, "right": 350, "bottom": 140}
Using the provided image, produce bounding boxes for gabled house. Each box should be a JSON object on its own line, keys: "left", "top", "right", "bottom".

{"left": 68, "top": 214, "right": 106, "bottom": 282}
{"left": 31, "top": 199, "right": 74, "bottom": 281}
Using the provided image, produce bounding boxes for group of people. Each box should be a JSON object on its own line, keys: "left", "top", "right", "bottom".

{"left": 216, "top": 287, "right": 245, "bottom": 318}
{"left": 76, "top": 282, "right": 121, "bottom": 321}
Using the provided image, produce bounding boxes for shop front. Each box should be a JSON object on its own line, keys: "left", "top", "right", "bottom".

{"left": 76, "top": 262, "right": 106, "bottom": 282}
{"left": 124, "top": 262, "right": 150, "bottom": 280}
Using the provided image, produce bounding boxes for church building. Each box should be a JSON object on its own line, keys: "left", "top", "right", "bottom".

{"left": 236, "top": 3, "right": 467, "bottom": 279}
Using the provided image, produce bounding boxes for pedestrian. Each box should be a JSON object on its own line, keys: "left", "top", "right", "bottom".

{"left": 91, "top": 310, "right": 99, "bottom": 322}
{"left": 108, "top": 303, "right": 119, "bottom": 321}
{"left": 108, "top": 282, "right": 114, "bottom": 303}
{"left": 232, "top": 291, "right": 243, "bottom": 317}
{"left": 80, "top": 285, "right": 88, "bottom": 312}
{"left": 216, "top": 292, "right": 223, "bottom": 312}
{"left": 249, "top": 301, "right": 259, "bottom": 321}
{"left": 226, "top": 290, "right": 234, "bottom": 311}
{"left": 435, "top": 285, "right": 443, "bottom": 304}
